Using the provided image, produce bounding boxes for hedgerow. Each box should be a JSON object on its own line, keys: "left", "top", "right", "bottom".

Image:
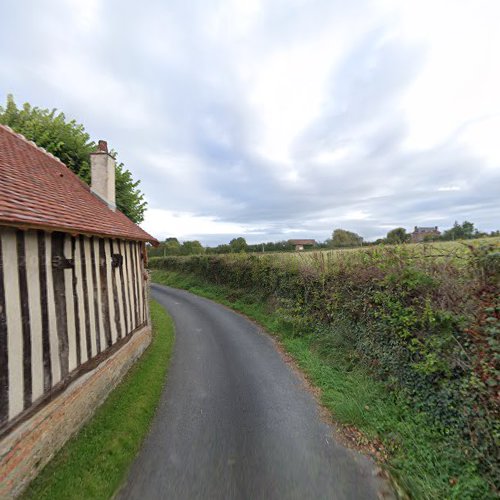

{"left": 149, "top": 244, "right": 499, "bottom": 495}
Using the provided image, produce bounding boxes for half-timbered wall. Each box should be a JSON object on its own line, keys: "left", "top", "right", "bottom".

{"left": 0, "top": 226, "right": 147, "bottom": 432}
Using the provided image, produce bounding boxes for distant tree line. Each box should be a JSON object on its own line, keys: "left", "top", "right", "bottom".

{"left": 149, "top": 220, "right": 499, "bottom": 257}
{"left": 369, "top": 221, "right": 500, "bottom": 245}
{"left": 430, "top": 221, "right": 499, "bottom": 242}
{"left": 149, "top": 237, "right": 295, "bottom": 257}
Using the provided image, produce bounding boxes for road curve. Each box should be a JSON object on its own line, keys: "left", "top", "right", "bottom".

{"left": 118, "top": 284, "right": 391, "bottom": 500}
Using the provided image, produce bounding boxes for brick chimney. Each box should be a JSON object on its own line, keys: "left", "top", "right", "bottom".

{"left": 90, "top": 140, "right": 116, "bottom": 210}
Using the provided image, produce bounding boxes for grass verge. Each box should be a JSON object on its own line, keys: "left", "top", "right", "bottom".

{"left": 22, "top": 300, "right": 175, "bottom": 500}
{"left": 151, "top": 269, "right": 493, "bottom": 500}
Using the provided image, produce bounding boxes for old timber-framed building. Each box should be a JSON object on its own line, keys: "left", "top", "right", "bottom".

{"left": 0, "top": 125, "right": 158, "bottom": 496}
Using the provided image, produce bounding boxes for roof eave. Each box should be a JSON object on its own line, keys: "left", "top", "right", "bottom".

{"left": 0, "top": 218, "right": 159, "bottom": 245}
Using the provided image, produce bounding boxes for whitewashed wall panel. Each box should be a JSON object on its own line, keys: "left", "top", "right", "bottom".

{"left": 0, "top": 227, "right": 148, "bottom": 433}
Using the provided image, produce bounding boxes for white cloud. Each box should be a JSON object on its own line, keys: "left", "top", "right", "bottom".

{"left": 142, "top": 209, "right": 254, "bottom": 243}
{"left": 36, "top": 51, "right": 152, "bottom": 129}
{"left": 396, "top": 0, "right": 500, "bottom": 151}
{"left": 63, "top": 0, "right": 102, "bottom": 31}
{"left": 249, "top": 37, "right": 338, "bottom": 164}
{"left": 457, "top": 115, "right": 500, "bottom": 168}
{"left": 1, "top": 0, "right": 499, "bottom": 244}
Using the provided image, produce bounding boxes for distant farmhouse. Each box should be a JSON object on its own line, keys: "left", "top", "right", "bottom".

{"left": 288, "top": 239, "right": 316, "bottom": 251}
{"left": 411, "top": 226, "right": 441, "bottom": 243}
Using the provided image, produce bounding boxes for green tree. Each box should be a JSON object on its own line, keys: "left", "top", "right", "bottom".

{"left": 213, "top": 244, "right": 232, "bottom": 254}
{"left": 148, "top": 237, "right": 182, "bottom": 257}
{"left": 229, "top": 237, "right": 248, "bottom": 253}
{"left": 442, "top": 221, "right": 476, "bottom": 241}
{"left": 0, "top": 94, "right": 146, "bottom": 223}
{"left": 330, "top": 229, "right": 363, "bottom": 248}
{"left": 386, "top": 227, "right": 409, "bottom": 244}
{"left": 180, "top": 240, "right": 205, "bottom": 255}
{"left": 164, "top": 238, "right": 181, "bottom": 253}
{"left": 115, "top": 162, "right": 147, "bottom": 224}
{"left": 161, "top": 238, "right": 182, "bottom": 256}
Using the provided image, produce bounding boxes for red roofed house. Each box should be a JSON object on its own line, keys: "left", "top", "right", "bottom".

{"left": 0, "top": 125, "right": 158, "bottom": 496}
{"left": 288, "top": 239, "right": 316, "bottom": 251}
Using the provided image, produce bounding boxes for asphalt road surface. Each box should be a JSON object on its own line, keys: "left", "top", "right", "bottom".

{"left": 118, "top": 284, "right": 392, "bottom": 500}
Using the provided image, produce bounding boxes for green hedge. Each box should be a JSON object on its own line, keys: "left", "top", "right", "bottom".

{"left": 150, "top": 244, "right": 499, "bottom": 494}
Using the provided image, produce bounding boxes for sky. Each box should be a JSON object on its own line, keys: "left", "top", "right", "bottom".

{"left": 0, "top": 0, "right": 499, "bottom": 245}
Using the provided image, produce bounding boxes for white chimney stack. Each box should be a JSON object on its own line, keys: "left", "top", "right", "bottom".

{"left": 90, "top": 140, "right": 116, "bottom": 210}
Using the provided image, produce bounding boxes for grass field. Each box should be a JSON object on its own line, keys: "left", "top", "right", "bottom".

{"left": 22, "top": 301, "right": 175, "bottom": 500}
{"left": 250, "top": 237, "right": 500, "bottom": 262}
{"left": 150, "top": 237, "right": 500, "bottom": 270}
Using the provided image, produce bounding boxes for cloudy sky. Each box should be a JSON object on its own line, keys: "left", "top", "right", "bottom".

{"left": 1, "top": 0, "right": 499, "bottom": 244}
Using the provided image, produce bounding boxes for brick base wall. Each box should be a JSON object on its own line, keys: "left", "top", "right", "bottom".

{"left": 0, "top": 325, "right": 152, "bottom": 498}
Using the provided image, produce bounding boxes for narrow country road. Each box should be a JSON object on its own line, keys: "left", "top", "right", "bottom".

{"left": 118, "top": 284, "right": 392, "bottom": 500}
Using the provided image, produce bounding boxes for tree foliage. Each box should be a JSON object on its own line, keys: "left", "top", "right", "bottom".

{"left": 148, "top": 238, "right": 182, "bottom": 257}
{"left": 229, "top": 237, "right": 248, "bottom": 253}
{"left": 386, "top": 227, "right": 409, "bottom": 244}
{"left": 114, "top": 162, "right": 147, "bottom": 224}
{"left": 180, "top": 240, "right": 205, "bottom": 255}
{"left": 0, "top": 94, "right": 146, "bottom": 223}
{"left": 330, "top": 229, "right": 363, "bottom": 248}
{"left": 441, "top": 221, "right": 477, "bottom": 241}
{"left": 211, "top": 240, "right": 295, "bottom": 254}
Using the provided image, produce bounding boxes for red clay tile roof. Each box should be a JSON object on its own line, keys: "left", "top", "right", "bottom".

{"left": 0, "top": 125, "right": 157, "bottom": 244}
{"left": 288, "top": 239, "right": 316, "bottom": 245}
